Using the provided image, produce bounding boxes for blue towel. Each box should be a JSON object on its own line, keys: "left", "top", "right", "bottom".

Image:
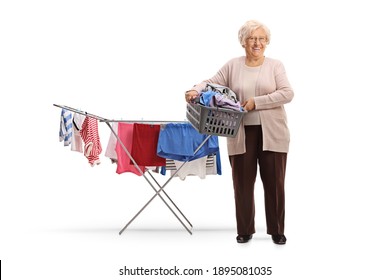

{"left": 157, "top": 123, "right": 221, "bottom": 175}
{"left": 59, "top": 108, "right": 73, "bottom": 146}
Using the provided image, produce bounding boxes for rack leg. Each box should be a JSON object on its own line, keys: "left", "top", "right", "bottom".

{"left": 114, "top": 123, "right": 212, "bottom": 235}
{"left": 148, "top": 171, "right": 193, "bottom": 229}
{"left": 119, "top": 175, "right": 193, "bottom": 235}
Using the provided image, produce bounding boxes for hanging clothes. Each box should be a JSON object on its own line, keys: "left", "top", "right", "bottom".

{"left": 105, "top": 122, "right": 118, "bottom": 162}
{"left": 157, "top": 123, "right": 221, "bottom": 175}
{"left": 71, "top": 113, "right": 85, "bottom": 153}
{"left": 59, "top": 108, "right": 73, "bottom": 146}
{"left": 131, "top": 123, "right": 166, "bottom": 167}
{"left": 80, "top": 117, "right": 102, "bottom": 166}
{"left": 172, "top": 157, "right": 208, "bottom": 180}
{"left": 171, "top": 154, "right": 219, "bottom": 180}
{"left": 115, "top": 122, "right": 146, "bottom": 175}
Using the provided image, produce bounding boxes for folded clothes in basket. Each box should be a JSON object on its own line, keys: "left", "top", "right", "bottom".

{"left": 197, "top": 83, "right": 243, "bottom": 112}
{"left": 210, "top": 92, "right": 244, "bottom": 111}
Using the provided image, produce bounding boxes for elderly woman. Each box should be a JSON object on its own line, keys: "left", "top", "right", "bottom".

{"left": 185, "top": 20, "right": 294, "bottom": 244}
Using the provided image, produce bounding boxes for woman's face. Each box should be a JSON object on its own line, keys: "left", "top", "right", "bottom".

{"left": 244, "top": 28, "right": 267, "bottom": 60}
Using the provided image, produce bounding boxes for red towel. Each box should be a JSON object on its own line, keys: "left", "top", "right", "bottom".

{"left": 131, "top": 123, "right": 166, "bottom": 167}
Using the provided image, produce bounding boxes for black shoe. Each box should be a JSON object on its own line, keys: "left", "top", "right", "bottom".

{"left": 272, "top": 234, "right": 287, "bottom": 245}
{"left": 236, "top": 234, "right": 253, "bottom": 243}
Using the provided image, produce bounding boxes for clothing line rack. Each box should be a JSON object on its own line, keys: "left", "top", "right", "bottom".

{"left": 54, "top": 104, "right": 187, "bottom": 124}
{"left": 54, "top": 104, "right": 213, "bottom": 235}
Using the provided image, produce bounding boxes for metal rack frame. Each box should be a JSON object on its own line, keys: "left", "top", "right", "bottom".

{"left": 54, "top": 104, "right": 213, "bottom": 235}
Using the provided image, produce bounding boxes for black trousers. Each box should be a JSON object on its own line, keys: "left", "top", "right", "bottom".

{"left": 229, "top": 125, "right": 287, "bottom": 235}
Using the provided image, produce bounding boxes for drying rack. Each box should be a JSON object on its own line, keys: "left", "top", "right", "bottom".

{"left": 54, "top": 104, "right": 213, "bottom": 235}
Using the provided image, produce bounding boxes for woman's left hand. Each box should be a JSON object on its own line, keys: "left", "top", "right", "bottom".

{"left": 242, "top": 98, "right": 255, "bottom": 111}
{"left": 185, "top": 90, "right": 199, "bottom": 102}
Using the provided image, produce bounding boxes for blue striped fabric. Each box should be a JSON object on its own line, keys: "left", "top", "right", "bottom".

{"left": 59, "top": 108, "right": 73, "bottom": 146}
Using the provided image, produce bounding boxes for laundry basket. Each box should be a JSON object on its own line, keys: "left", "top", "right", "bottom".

{"left": 186, "top": 103, "right": 245, "bottom": 138}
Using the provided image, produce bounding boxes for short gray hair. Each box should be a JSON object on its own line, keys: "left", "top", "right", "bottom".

{"left": 238, "top": 20, "right": 271, "bottom": 46}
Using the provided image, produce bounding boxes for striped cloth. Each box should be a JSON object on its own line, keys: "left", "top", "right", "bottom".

{"left": 80, "top": 117, "right": 102, "bottom": 166}
{"left": 59, "top": 109, "right": 73, "bottom": 146}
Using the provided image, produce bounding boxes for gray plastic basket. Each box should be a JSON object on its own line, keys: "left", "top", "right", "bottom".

{"left": 186, "top": 103, "right": 245, "bottom": 138}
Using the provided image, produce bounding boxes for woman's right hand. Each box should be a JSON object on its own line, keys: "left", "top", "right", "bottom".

{"left": 185, "top": 90, "right": 199, "bottom": 102}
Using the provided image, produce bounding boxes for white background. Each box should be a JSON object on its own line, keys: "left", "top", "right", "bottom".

{"left": 1, "top": 0, "right": 390, "bottom": 279}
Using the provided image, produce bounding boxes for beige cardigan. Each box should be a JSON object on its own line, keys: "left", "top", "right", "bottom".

{"left": 191, "top": 56, "right": 294, "bottom": 155}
